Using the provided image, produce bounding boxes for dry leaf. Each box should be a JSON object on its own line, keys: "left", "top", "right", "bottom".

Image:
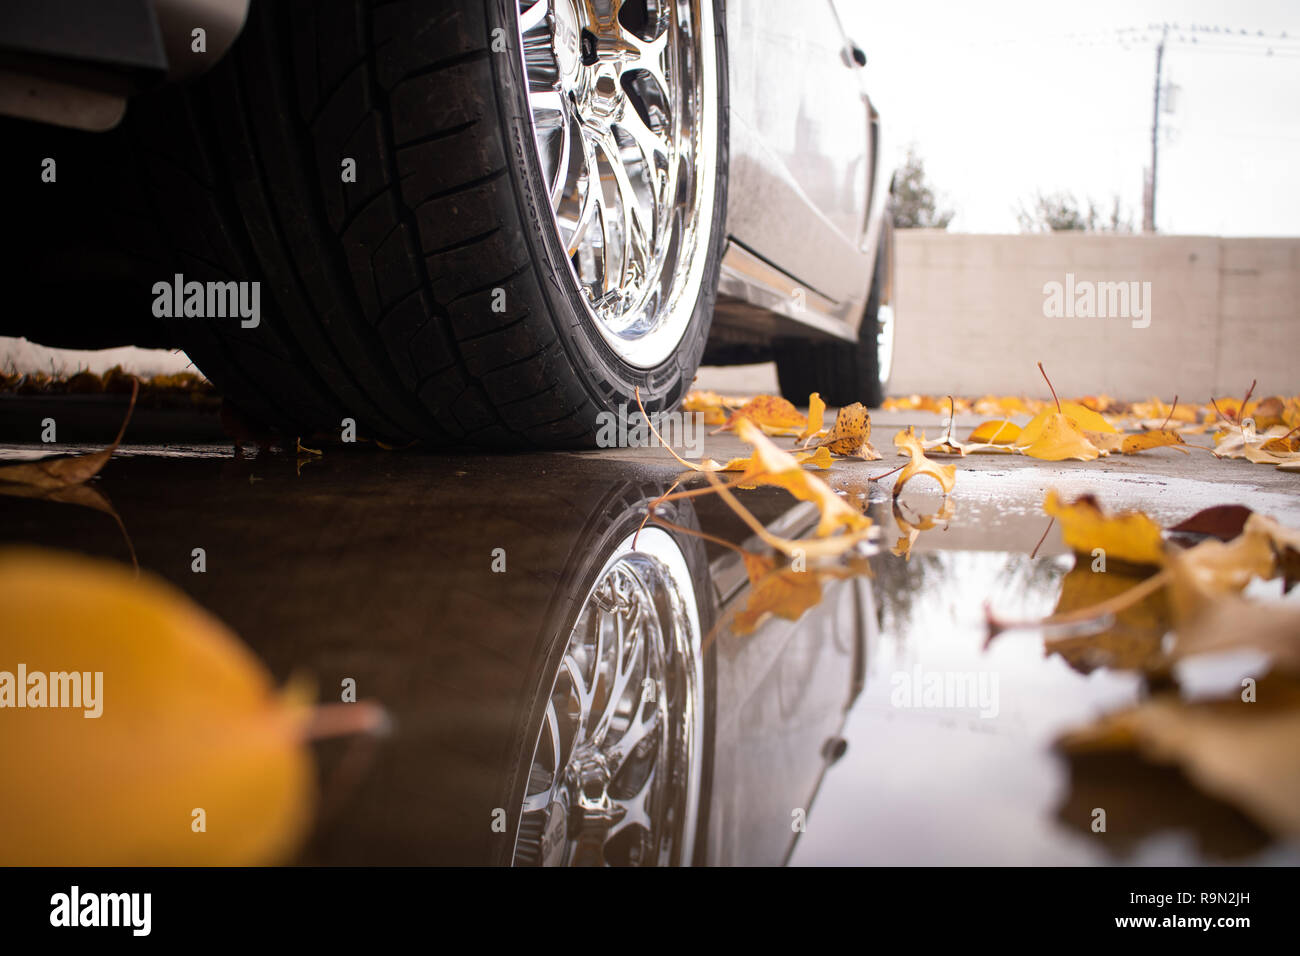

{"left": 1015, "top": 410, "right": 1102, "bottom": 461}
{"left": 723, "top": 395, "right": 807, "bottom": 436}
{"left": 969, "top": 420, "right": 1021, "bottom": 444}
{"left": 733, "top": 418, "right": 873, "bottom": 539}
{"left": 1043, "top": 490, "right": 1165, "bottom": 567}
{"left": 816, "top": 402, "right": 880, "bottom": 459}
{"left": 892, "top": 427, "right": 957, "bottom": 496}
{"left": 797, "top": 392, "right": 827, "bottom": 443}
{"left": 1058, "top": 679, "right": 1300, "bottom": 838}
{"left": 1120, "top": 429, "right": 1188, "bottom": 454}
{"left": 0, "top": 380, "right": 138, "bottom": 489}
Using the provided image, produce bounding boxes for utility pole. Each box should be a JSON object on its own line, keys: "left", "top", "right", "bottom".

{"left": 1143, "top": 24, "right": 1168, "bottom": 233}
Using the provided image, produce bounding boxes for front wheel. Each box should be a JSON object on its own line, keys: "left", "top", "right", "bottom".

{"left": 122, "top": 0, "right": 730, "bottom": 447}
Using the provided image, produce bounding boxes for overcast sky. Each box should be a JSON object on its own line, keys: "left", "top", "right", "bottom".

{"left": 838, "top": 0, "right": 1300, "bottom": 235}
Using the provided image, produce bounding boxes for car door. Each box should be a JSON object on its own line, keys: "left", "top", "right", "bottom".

{"left": 724, "top": 0, "right": 877, "bottom": 315}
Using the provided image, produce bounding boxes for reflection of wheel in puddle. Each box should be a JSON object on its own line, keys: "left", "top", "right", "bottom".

{"left": 512, "top": 528, "right": 703, "bottom": 866}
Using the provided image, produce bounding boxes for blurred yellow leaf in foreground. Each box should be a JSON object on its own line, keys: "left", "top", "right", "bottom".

{"left": 0, "top": 548, "right": 314, "bottom": 865}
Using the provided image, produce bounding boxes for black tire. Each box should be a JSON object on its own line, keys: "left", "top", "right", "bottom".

{"left": 115, "top": 0, "right": 730, "bottom": 447}
{"left": 774, "top": 225, "right": 891, "bottom": 409}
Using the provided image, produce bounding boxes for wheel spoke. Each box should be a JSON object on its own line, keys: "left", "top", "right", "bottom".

{"left": 518, "top": 0, "right": 550, "bottom": 35}
{"left": 549, "top": 110, "right": 572, "bottom": 208}
{"left": 596, "top": 131, "right": 652, "bottom": 291}
{"left": 565, "top": 129, "right": 601, "bottom": 257}
{"left": 621, "top": 27, "right": 669, "bottom": 99}
{"left": 529, "top": 88, "right": 565, "bottom": 115}
{"left": 593, "top": 606, "right": 641, "bottom": 744}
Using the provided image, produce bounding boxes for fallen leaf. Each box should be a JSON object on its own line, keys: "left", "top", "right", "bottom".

{"left": 1058, "top": 679, "right": 1300, "bottom": 838}
{"left": 0, "top": 379, "right": 138, "bottom": 489}
{"left": 733, "top": 418, "right": 873, "bottom": 539}
{"left": 1043, "top": 490, "right": 1165, "bottom": 567}
{"left": 1171, "top": 594, "right": 1300, "bottom": 675}
{"left": 0, "top": 547, "right": 315, "bottom": 864}
{"left": 892, "top": 427, "right": 957, "bottom": 496}
{"left": 1015, "top": 410, "right": 1102, "bottom": 461}
{"left": 969, "top": 420, "right": 1021, "bottom": 444}
{"left": 683, "top": 389, "right": 735, "bottom": 425}
{"left": 815, "top": 402, "right": 880, "bottom": 459}
{"left": 723, "top": 395, "right": 807, "bottom": 436}
{"left": 1167, "top": 505, "right": 1255, "bottom": 541}
{"left": 797, "top": 392, "right": 827, "bottom": 443}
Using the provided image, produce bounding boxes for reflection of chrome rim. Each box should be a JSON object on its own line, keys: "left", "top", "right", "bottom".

{"left": 512, "top": 528, "right": 703, "bottom": 866}
{"left": 515, "top": 0, "right": 717, "bottom": 368}
{"left": 876, "top": 302, "right": 894, "bottom": 390}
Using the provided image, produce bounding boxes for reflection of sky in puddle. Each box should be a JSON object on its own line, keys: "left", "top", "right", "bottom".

{"left": 791, "top": 547, "right": 1300, "bottom": 866}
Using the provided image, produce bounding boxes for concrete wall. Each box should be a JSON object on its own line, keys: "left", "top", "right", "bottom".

{"left": 889, "top": 232, "right": 1300, "bottom": 400}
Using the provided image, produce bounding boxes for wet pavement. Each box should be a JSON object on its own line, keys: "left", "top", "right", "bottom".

{"left": 2, "top": 403, "right": 1299, "bottom": 865}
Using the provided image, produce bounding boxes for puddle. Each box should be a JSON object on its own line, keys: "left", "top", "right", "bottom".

{"left": 1, "top": 447, "right": 1296, "bottom": 865}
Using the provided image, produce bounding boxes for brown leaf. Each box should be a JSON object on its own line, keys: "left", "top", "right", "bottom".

{"left": 1058, "top": 678, "right": 1300, "bottom": 838}
{"left": 816, "top": 402, "right": 880, "bottom": 459}
{"left": 1167, "top": 505, "right": 1255, "bottom": 542}
{"left": 0, "top": 379, "right": 137, "bottom": 490}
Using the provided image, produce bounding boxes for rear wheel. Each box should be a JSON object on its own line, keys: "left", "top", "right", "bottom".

{"left": 774, "top": 220, "right": 893, "bottom": 409}
{"left": 120, "top": 0, "right": 729, "bottom": 446}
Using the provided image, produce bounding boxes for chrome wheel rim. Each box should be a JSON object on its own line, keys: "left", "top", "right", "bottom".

{"left": 515, "top": 0, "right": 718, "bottom": 368}
{"left": 512, "top": 528, "right": 704, "bottom": 866}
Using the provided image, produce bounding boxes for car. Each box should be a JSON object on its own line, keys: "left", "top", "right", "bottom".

{"left": 1, "top": 0, "right": 893, "bottom": 446}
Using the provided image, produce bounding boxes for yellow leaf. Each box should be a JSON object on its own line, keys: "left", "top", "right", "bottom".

{"left": 797, "top": 392, "right": 826, "bottom": 442}
{"left": 0, "top": 548, "right": 314, "bottom": 865}
{"left": 724, "top": 395, "right": 807, "bottom": 435}
{"left": 683, "top": 389, "right": 734, "bottom": 426}
{"left": 1120, "top": 430, "right": 1187, "bottom": 454}
{"left": 734, "top": 418, "right": 873, "bottom": 538}
{"left": 969, "top": 420, "right": 1021, "bottom": 444}
{"left": 892, "top": 427, "right": 956, "bottom": 495}
{"left": 1043, "top": 490, "right": 1165, "bottom": 567}
{"left": 1015, "top": 410, "right": 1101, "bottom": 461}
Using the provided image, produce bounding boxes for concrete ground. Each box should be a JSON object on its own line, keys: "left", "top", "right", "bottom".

{"left": 688, "top": 361, "right": 1300, "bottom": 531}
